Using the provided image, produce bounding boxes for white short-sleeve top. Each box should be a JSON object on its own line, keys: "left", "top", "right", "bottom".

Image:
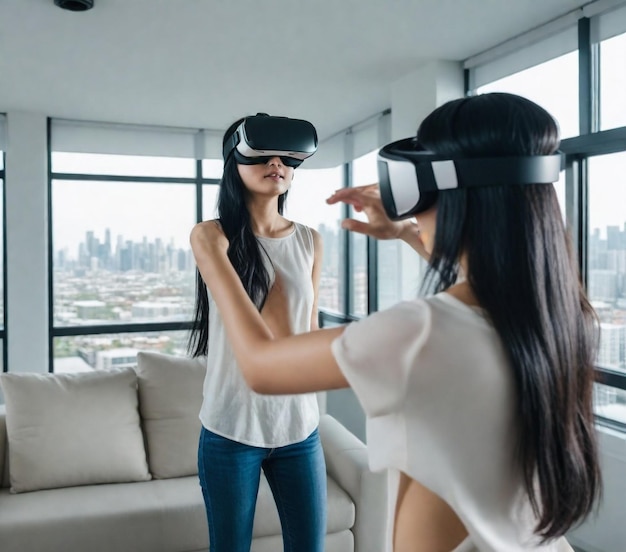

{"left": 199, "top": 222, "right": 319, "bottom": 447}
{"left": 331, "top": 292, "right": 573, "bottom": 551}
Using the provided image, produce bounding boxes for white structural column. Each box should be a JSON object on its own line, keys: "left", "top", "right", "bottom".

{"left": 5, "top": 111, "right": 49, "bottom": 374}
{"left": 390, "top": 60, "right": 464, "bottom": 141}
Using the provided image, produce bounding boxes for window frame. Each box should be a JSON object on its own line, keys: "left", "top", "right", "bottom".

{"left": 560, "top": 127, "right": 626, "bottom": 430}
{"left": 48, "top": 131, "right": 351, "bottom": 372}
{"left": 47, "top": 130, "right": 221, "bottom": 373}
{"left": 1, "top": 149, "right": 6, "bottom": 372}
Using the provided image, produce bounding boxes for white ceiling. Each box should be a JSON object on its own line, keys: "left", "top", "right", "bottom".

{"left": 0, "top": 0, "right": 589, "bottom": 140}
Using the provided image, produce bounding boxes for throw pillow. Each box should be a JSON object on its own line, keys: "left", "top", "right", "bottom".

{"left": 135, "top": 351, "right": 206, "bottom": 478}
{"left": 0, "top": 367, "right": 151, "bottom": 493}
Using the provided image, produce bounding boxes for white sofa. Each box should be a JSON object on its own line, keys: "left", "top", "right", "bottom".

{"left": 0, "top": 351, "right": 388, "bottom": 552}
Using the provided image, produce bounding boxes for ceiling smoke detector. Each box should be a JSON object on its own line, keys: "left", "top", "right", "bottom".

{"left": 54, "top": 0, "right": 94, "bottom": 11}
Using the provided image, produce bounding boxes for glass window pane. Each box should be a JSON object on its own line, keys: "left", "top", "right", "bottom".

{"left": 477, "top": 51, "right": 579, "bottom": 139}
{"left": 600, "top": 31, "right": 626, "bottom": 131}
{"left": 351, "top": 151, "right": 378, "bottom": 316}
{"left": 0, "top": 178, "right": 3, "bottom": 329}
{"left": 587, "top": 152, "right": 626, "bottom": 423}
{"left": 203, "top": 184, "right": 219, "bottom": 221}
{"left": 202, "top": 159, "right": 224, "bottom": 179}
{"left": 378, "top": 240, "right": 427, "bottom": 310}
{"left": 52, "top": 179, "right": 196, "bottom": 326}
{"left": 53, "top": 330, "right": 191, "bottom": 373}
{"left": 594, "top": 383, "right": 626, "bottom": 425}
{"left": 52, "top": 152, "right": 195, "bottom": 178}
{"left": 286, "top": 165, "right": 345, "bottom": 313}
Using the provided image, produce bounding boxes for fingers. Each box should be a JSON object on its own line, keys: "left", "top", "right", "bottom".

{"left": 326, "top": 183, "right": 380, "bottom": 206}
{"left": 341, "top": 218, "right": 374, "bottom": 235}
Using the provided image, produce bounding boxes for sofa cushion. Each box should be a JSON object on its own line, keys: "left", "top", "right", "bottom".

{"left": 0, "top": 474, "right": 355, "bottom": 552}
{"left": 0, "top": 367, "right": 151, "bottom": 493}
{"left": 136, "top": 351, "right": 206, "bottom": 478}
{"left": 0, "top": 406, "right": 9, "bottom": 489}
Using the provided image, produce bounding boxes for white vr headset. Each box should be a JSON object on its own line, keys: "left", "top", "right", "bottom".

{"left": 223, "top": 113, "right": 318, "bottom": 168}
{"left": 377, "top": 137, "right": 563, "bottom": 220}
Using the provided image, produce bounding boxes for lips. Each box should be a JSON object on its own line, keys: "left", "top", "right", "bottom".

{"left": 265, "top": 172, "right": 283, "bottom": 179}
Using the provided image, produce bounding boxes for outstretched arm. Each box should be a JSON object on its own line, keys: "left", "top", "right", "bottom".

{"left": 310, "top": 228, "right": 323, "bottom": 331}
{"left": 326, "top": 184, "right": 430, "bottom": 261}
{"left": 190, "top": 221, "right": 349, "bottom": 395}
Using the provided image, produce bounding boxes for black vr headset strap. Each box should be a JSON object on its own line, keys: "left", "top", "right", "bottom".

{"left": 222, "top": 129, "right": 241, "bottom": 162}
{"left": 400, "top": 154, "right": 562, "bottom": 193}
{"left": 438, "top": 154, "right": 563, "bottom": 190}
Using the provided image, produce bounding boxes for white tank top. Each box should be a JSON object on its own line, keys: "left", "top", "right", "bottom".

{"left": 199, "top": 222, "right": 320, "bottom": 447}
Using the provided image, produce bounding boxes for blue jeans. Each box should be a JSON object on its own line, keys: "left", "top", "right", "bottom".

{"left": 197, "top": 426, "right": 327, "bottom": 552}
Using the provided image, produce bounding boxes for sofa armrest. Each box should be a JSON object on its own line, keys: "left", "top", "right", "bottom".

{"left": 0, "top": 405, "right": 7, "bottom": 489}
{"left": 319, "top": 414, "right": 389, "bottom": 552}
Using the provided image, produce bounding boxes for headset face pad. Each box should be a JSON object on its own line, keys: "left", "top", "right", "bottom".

{"left": 233, "top": 151, "right": 303, "bottom": 168}
{"left": 223, "top": 114, "right": 318, "bottom": 168}
{"left": 377, "top": 137, "right": 563, "bottom": 221}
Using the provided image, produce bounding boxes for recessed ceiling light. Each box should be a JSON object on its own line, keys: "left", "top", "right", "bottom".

{"left": 54, "top": 0, "right": 94, "bottom": 12}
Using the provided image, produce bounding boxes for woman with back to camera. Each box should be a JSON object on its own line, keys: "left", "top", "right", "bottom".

{"left": 190, "top": 93, "right": 602, "bottom": 551}
{"left": 188, "top": 113, "right": 326, "bottom": 552}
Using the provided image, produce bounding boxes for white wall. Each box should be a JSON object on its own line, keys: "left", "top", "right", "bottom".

{"left": 390, "top": 60, "right": 464, "bottom": 141}
{"left": 5, "top": 111, "right": 49, "bottom": 376}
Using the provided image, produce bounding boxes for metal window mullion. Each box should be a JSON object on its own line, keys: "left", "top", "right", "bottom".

{"left": 196, "top": 159, "right": 203, "bottom": 223}
{"left": 564, "top": 155, "right": 588, "bottom": 288}
{"left": 463, "top": 68, "right": 471, "bottom": 96}
{"left": 577, "top": 157, "right": 589, "bottom": 290}
{"left": 367, "top": 236, "right": 378, "bottom": 314}
{"left": 51, "top": 172, "right": 197, "bottom": 185}
{"left": 52, "top": 321, "right": 194, "bottom": 337}
{"left": 1, "top": 152, "right": 6, "bottom": 372}
{"left": 579, "top": 17, "right": 593, "bottom": 135}
{"left": 343, "top": 163, "right": 351, "bottom": 316}
{"left": 47, "top": 118, "right": 54, "bottom": 372}
{"left": 596, "top": 367, "right": 626, "bottom": 391}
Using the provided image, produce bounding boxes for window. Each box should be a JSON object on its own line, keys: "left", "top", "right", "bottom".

{"left": 0, "top": 146, "right": 4, "bottom": 372}
{"left": 350, "top": 151, "right": 377, "bottom": 316}
{"left": 50, "top": 151, "right": 198, "bottom": 373}
{"left": 202, "top": 184, "right": 219, "bottom": 221}
{"left": 600, "top": 31, "right": 626, "bottom": 131}
{"left": 286, "top": 165, "right": 346, "bottom": 313}
{"left": 587, "top": 152, "right": 626, "bottom": 424}
{"left": 477, "top": 51, "right": 579, "bottom": 139}
{"left": 52, "top": 152, "right": 195, "bottom": 178}
{"left": 53, "top": 330, "right": 190, "bottom": 373}
{"left": 202, "top": 159, "right": 224, "bottom": 180}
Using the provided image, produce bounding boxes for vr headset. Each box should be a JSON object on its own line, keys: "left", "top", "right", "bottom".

{"left": 222, "top": 113, "right": 318, "bottom": 168}
{"left": 377, "top": 137, "right": 563, "bottom": 220}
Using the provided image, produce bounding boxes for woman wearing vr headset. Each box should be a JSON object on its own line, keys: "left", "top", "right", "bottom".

{"left": 188, "top": 115, "right": 326, "bottom": 552}
{"left": 190, "top": 94, "right": 600, "bottom": 551}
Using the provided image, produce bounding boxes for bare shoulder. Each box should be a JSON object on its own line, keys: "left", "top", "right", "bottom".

{"left": 308, "top": 226, "right": 323, "bottom": 244}
{"left": 189, "top": 219, "right": 226, "bottom": 248}
{"left": 308, "top": 226, "right": 323, "bottom": 254}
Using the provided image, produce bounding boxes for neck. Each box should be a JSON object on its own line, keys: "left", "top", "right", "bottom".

{"left": 445, "top": 281, "right": 480, "bottom": 307}
{"left": 446, "top": 258, "right": 480, "bottom": 307}
{"left": 246, "top": 197, "right": 291, "bottom": 238}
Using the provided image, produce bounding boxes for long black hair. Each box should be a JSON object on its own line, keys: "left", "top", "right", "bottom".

{"left": 187, "top": 118, "right": 288, "bottom": 357}
{"left": 418, "top": 93, "right": 601, "bottom": 540}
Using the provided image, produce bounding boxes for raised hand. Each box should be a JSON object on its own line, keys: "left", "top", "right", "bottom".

{"left": 326, "top": 184, "right": 429, "bottom": 260}
{"left": 326, "top": 183, "right": 412, "bottom": 237}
